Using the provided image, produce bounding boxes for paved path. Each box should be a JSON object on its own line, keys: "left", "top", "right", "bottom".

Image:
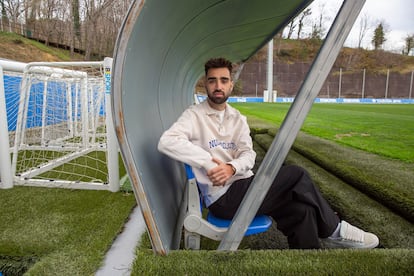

{"left": 96, "top": 206, "right": 146, "bottom": 276}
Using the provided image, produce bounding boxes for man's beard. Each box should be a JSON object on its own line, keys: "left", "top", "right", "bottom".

{"left": 207, "top": 90, "right": 229, "bottom": 104}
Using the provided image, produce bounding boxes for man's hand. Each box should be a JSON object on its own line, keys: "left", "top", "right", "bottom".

{"left": 207, "top": 157, "right": 235, "bottom": 186}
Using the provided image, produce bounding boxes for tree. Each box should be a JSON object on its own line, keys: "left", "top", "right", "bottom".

{"left": 403, "top": 34, "right": 414, "bottom": 56}
{"left": 1, "top": 0, "right": 7, "bottom": 21}
{"left": 2, "top": 0, "right": 25, "bottom": 23}
{"left": 286, "top": 19, "right": 296, "bottom": 39}
{"left": 372, "top": 22, "right": 386, "bottom": 50}
{"left": 296, "top": 8, "right": 311, "bottom": 39}
{"left": 310, "top": 3, "right": 327, "bottom": 41}
{"left": 72, "top": 0, "right": 80, "bottom": 38}
{"left": 70, "top": 0, "right": 81, "bottom": 57}
{"left": 357, "top": 13, "right": 371, "bottom": 49}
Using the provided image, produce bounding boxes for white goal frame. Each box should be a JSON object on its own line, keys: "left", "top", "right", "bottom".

{"left": 0, "top": 58, "right": 120, "bottom": 191}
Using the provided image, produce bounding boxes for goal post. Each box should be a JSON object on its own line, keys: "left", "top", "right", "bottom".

{"left": 0, "top": 60, "right": 26, "bottom": 189}
{"left": 0, "top": 64, "right": 13, "bottom": 189}
{"left": 104, "top": 57, "right": 120, "bottom": 192}
{"left": 1, "top": 59, "right": 121, "bottom": 191}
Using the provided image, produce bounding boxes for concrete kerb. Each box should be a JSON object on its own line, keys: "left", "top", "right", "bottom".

{"left": 96, "top": 206, "right": 146, "bottom": 276}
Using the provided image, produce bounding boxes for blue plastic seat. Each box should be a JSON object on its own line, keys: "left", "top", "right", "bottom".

{"left": 206, "top": 212, "right": 272, "bottom": 236}
{"left": 184, "top": 164, "right": 272, "bottom": 236}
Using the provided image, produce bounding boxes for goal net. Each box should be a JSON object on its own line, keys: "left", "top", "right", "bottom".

{"left": 4, "top": 59, "right": 120, "bottom": 191}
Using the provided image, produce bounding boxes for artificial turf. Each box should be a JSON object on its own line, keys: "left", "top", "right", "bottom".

{"left": 132, "top": 245, "right": 414, "bottom": 275}
{"left": 0, "top": 187, "right": 136, "bottom": 275}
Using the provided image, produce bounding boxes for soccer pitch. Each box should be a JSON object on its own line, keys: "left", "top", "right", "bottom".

{"left": 231, "top": 103, "right": 414, "bottom": 163}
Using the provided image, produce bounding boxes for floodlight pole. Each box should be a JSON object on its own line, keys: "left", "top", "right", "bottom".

{"left": 218, "top": 0, "right": 366, "bottom": 251}
{"left": 267, "top": 39, "right": 274, "bottom": 102}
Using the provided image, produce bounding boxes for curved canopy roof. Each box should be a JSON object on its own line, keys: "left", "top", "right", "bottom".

{"left": 111, "top": 0, "right": 364, "bottom": 254}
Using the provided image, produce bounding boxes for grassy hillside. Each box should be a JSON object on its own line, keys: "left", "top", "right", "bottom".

{"left": 2, "top": 31, "right": 413, "bottom": 73}
{"left": 251, "top": 38, "right": 414, "bottom": 74}
{"left": 0, "top": 32, "right": 84, "bottom": 62}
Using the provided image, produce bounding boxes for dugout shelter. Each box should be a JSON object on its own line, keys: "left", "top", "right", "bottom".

{"left": 111, "top": 0, "right": 365, "bottom": 255}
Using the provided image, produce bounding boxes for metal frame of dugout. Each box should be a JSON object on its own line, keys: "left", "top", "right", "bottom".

{"left": 111, "top": 0, "right": 365, "bottom": 255}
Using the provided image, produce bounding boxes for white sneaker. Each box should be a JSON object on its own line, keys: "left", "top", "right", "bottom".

{"left": 322, "top": 221, "right": 379, "bottom": 249}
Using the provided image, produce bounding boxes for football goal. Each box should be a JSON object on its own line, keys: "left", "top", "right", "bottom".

{"left": 0, "top": 58, "right": 121, "bottom": 191}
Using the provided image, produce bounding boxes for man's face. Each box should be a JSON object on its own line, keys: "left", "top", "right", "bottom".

{"left": 205, "top": 67, "right": 233, "bottom": 105}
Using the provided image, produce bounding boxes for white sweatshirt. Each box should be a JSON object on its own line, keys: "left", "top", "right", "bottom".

{"left": 158, "top": 100, "right": 256, "bottom": 206}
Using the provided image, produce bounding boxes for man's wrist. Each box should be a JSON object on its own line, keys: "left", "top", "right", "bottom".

{"left": 229, "top": 164, "right": 236, "bottom": 175}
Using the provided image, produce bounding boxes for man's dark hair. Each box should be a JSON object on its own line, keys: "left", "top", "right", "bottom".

{"left": 204, "top": 57, "right": 233, "bottom": 75}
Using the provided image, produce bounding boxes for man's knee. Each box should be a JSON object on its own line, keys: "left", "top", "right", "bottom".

{"left": 277, "top": 164, "right": 313, "bottom": 191}
{"left": 280, "top": 164, "right": 308, "bottom": 178}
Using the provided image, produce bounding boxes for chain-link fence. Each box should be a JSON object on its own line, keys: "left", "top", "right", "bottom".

{"left": 240, "top": 62, "right": 413, "bottom": 99}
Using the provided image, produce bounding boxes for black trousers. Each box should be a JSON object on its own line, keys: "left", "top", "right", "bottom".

{"left": 208, "top": 165, "right": 340, "bottom": 249}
